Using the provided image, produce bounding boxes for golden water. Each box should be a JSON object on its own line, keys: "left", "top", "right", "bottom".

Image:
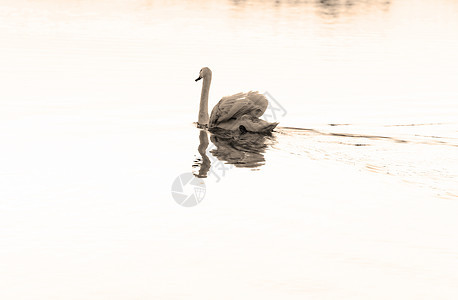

{"left": 1, "top": 0, "right": 457, "bottom": 299}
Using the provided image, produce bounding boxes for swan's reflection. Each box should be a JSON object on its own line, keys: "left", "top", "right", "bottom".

{"left": 192, "top": 130, "right": 211, "bottom": 178}
{"left": 192, "top": 128, "right": 277, "bottom": 178}
{"left": 209, "top": 128, "right": 277, "bottom": 168}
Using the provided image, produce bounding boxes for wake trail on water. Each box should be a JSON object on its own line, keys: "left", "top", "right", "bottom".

{"left": 274, "top": 124, "right": 458, "bottom": 199}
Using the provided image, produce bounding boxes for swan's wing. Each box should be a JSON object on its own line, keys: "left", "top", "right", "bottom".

{"left": 243, "top": 91, "right": 268, "bottom": 117}
{"left": 209, "top": 91, "right": 268, "bottom": 127}
{"left": 210, "top": 92, "right": 249, "bottom": 126}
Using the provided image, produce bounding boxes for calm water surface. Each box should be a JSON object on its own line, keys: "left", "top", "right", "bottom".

{"left": 1, "top": 0, "right": 458, "bottom": 299}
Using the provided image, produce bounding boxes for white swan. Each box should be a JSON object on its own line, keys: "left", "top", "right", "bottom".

{"left": 195, "top": 67, "right": 278, "bottom": 133}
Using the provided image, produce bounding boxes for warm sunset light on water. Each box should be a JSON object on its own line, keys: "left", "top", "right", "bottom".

{"left": 1, "top": 1, "right": 457, "bottom": 299}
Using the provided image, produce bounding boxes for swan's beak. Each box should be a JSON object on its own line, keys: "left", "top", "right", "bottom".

{"left": 195, "top": 76, "right": 202, "bottom": 82}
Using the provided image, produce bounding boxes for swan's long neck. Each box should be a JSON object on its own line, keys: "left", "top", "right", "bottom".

{"left": 198, "top": 74, "right": 211, "bottom": 125}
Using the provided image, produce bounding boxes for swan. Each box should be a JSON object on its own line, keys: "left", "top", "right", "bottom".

{"left": 195, "top": 67, "right": 278, "bottom": 132}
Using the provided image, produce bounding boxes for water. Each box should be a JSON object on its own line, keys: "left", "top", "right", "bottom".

{"left": 1, "top": 0, "right": 458, "bottom": 299}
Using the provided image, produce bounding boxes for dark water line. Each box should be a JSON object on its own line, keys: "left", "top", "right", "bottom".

{"left": 277, "top": 126, "right": 458, "bottom": 147}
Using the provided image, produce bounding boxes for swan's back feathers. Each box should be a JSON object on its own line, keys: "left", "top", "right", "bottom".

{"left": 209, "top": 91, "right": 268, "bottom": 127}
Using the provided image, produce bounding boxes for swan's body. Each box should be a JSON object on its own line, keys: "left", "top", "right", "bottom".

{"left": 196, "top": 67, "right": 278, "bottom": 133}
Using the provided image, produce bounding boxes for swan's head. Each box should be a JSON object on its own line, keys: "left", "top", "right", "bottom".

{"left": 195, "top": 67, "right": 212, "bottom": 82}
